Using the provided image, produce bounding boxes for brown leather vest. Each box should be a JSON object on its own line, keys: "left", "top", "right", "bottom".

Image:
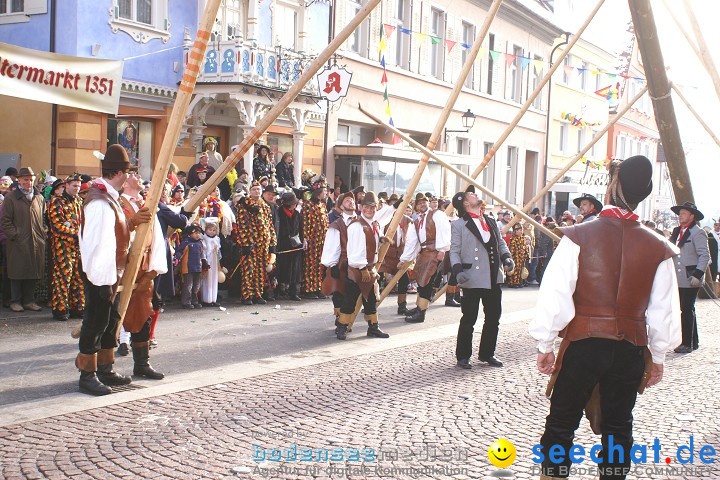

{"left": 329, "top": 218, "right": 349, "bottom": 271}
{"left": 415, "top": 209, "right": 437, "bottom": 251}
{"left": 381, "top": 215, "right": 411, "bottom": 273}
{"left": 321, "top": 217, "right": 351, "bottom": 295}
{"left": 559, "top": 217, "right": 678, "bottom": 347}
{"left": 83, "top": 185, "right": 131, "bottom": 282}
{"left": 355, "top": 216, "right": 377, "bottom": 267}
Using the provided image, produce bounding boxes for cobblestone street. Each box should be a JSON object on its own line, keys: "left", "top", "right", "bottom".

{"left": 0, "top": 298, "right": 718, "bottom": 480}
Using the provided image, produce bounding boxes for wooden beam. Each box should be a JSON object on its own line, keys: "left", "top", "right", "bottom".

{"left": 671, "top": 83, "right": 720, "bottom": 150}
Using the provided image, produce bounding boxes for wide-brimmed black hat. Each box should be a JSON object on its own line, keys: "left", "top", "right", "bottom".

{"left": 452, "top": 185, "right": 475, "bottom": 217}
{"left": 50, "top": 178, "right": 66, "bottom": 194}
{"left": 352, "top": 185, "right": 365, "bottom": 195}
{"left": 573, "top": 193, "right": 603, "bottom": 212}
{"left": 671, "top": 201, "right": 704, "bottom": 221}
{"left": 618, "top": 155, "right": 652, "bottom": 205}
{"left": 263, "top": 185, "right": 278, "bottom": 195}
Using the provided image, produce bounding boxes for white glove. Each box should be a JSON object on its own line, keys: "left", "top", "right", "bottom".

{"left": 689, "top": 276, "right": 702, "bottom": 288}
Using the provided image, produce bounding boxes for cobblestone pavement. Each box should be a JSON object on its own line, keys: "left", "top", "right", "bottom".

{"left": 0, "top": 300, "right": 718, "bottom": 480}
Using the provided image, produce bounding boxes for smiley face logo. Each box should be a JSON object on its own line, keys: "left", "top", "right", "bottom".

{"left": 488, "top": 438, "right": 516, "bottom": 468}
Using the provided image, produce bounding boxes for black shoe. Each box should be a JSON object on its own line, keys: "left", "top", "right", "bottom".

{"left": 693, "top": 344, "right": 699, "bottom": 351}
{"left": 79, "top": 371, "right": 112, "bottom": 396}
{"left": 132, "top": 344, "right": 165, "bottom": 380}
{"left": 53, "top": 309, "right": 69, "bottom": 321}
{"left": 405, "top": 309, "right": 426, "bottom": 323}
{"left": 69, "top": 309, "right": 84, "bottom": 319}
{"left": 254, "top": 297, "right": 267, "bottom": 305}
{"left": 674, "top": 345, "right": 692, "bottom": 354}
{"left": 96, "top": 364, "right": 132, "bottom": 386}
{"left": 242, "top": 299, "right": 253, "bottom": 306}
{"left": 336, "top": 324, "right": 348, "bottom": 340}
{"left": 192, "top": 303, "right": 203, "bottom": 309}
{"left": 289, "top": 294, "right": 301, "bottom": 301}
{"left": 303, "top": 292, "right": 319, "bottom": 299}
{"left": 397, "top": 302, "right": 409, "bottom": 315}
{"left": 314, "top": 291, "right": 328, "bottom": 299}
{"left": 456, "top": 358, "right": 471, "bottom": 369}
{"left": 479, "top": 356, "right": 504, "bottom": 367}
{"left": 117, "top": 343, "right": 129, "bottom": 357}
{"left": 182, "top": 304, "right": 194, "bottom": 310}
{"left": 445, "top": 296, "right": 461, "bottom": 307}
{"left": 404, "top": 306, "right": 419, "bottom": 317}
{"left": 367, "top": 323, "right": 390, "bottom": 338}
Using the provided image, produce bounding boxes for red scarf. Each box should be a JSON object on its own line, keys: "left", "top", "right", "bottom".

{"left": 598, "top": 206, "right": 639, "bottom": 221}
{"left": 282, "top": 206, "right": 295, "bottom": 218}
{"left": 467, "top": 212, "right": 490, "bottom": 232}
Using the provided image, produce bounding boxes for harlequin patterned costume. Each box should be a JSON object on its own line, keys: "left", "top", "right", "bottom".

{"left": 506, "top": 233, "right": 528, "bottom": 287}
{"left": 232, "top": 196, "right": 276, "bottom": 300}
{"left": 302, "top": 178, "right": 329, "bottom": 295}
{"left": 47, "top": 191, "right": 84, "bottom": 316}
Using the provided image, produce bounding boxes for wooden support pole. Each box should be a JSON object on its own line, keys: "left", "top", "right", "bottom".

{"left": 671, "top": 83, "right": 720, "bottom": 150}
{"left": 629, "top": 0, "right": 695, "bottom": 204}
{"left": 184, "top": 0, "right": 384, "bottom": 212}
{"left": 116, "top": 0, "right": 223, "bottom": 324}
{"left": 456, "top": 0, "right": 607, "bottom": 191}
{"left": 378, "top": 263, "right": 412, "bottom": 304}
{"left": 659, "top": 0, "right": 702, "bottom": 65}
{"left": 681, "top": 0, "right": 720, "bottom": 104}
{"left": 501, "top": 84, "right": 648, "bottom": 233}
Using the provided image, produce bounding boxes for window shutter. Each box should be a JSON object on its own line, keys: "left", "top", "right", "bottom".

{"left": 24, "top": 0, "right": 48, "bottom": 15}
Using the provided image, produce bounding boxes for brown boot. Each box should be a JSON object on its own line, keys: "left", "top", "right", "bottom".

{"left": 96, "top": 348, "right": 132, "bottom": 386}
{"left": 75, "top": 353, "right": 111, "bottom": 396}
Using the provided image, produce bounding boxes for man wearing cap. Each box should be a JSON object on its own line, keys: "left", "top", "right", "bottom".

{"left": 203, "top": 137, "right": 223, "bottom": 170}
{"left": 450, "top": 186, "right": 513, "bottom": 369}
{"left": 301, "top": 175, "right": 329, "bottom": 299}
{"left": 529, "top": 156, "right": 680, "bottom": 479}
{"left": 276, "top": 191, "right": 303, "bottom": 301}
{"left": 186, "top": 152, "right": 216, "bottom": 189}
{"left": 1, "top": 167, "right": 46, "bottom": 313}
{"left": 336, "top": 192, "right": 390, "bottom": 340}
{"left": 572, "top": 193, "right": 602, "bottom": 223}
{"left": 669, "top": 201, "right": 710, "bottom": 354}
{"left": 497, "top": 210, "right": 512, "bottom": 230}
{"left": 47, "top": 174, "right": 84, "bottom": 321}
{"left": 400, "top": 193, "right": 451, "bottom": 323}
{"left": 253, "top": 145, "right": 273, "bottom": 182}
{"left": 321, "top": 192, "right": 357, "bottom": 327}
{"left": 76, "top": 145, "right": 154, "bottom": 395}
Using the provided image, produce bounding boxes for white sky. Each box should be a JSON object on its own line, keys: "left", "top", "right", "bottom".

{"left": 560, "top": 0, "right": 719, "bottom": 224}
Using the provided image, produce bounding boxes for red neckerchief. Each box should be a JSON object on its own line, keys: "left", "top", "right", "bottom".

{"left": 467, "top": 212, "right": 490, "bottom": 232}
{"left": 372, "top": 221, "right": 380, "bottom": 236}
{"left": 598, "top": 206, "right": 639, "bottom": 221}
{"left": 677, "top": 223, "right": 692, "bottom": 245}
{"left": 419, "top": 212, "right": 426, "bottom": 229}
{"left": 282, "top": 206, "right": 295, "bottom": 218}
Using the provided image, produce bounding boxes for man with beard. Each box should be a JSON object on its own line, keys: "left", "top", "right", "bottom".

{"left": 186, "top": 153, "right": 216, "bottom": 188}
{"left": 572, "top": 194, "right": 602, "bottom": 223}
{"left": 232, "top": 181, "right": 277, "bottom": 305}
{"left": 302, "top": 175, "right": 329, "bottom": 299}
{"left": 47, "top": 173, "right": 84, "bottom": 321}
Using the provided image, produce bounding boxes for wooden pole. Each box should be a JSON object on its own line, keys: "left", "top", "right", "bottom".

{"left": 629, "top": 0, "right": 695, "bottom": 204}
{"left": 432, "top": 285, "right": 447, "bottom": 304}
{"left": 681, "top": 0, "right": 720, "bottom": 103}
{"left": 671, "top": 83, "right": 720, "bottom": 150}
{"left": 455, "top": 0, "right": 607, "bottom": 190}
{"left": 501, "top": 84, "right": 648, "bottom": 233}
{"left": 378, "top": 263, "right": 412, "bottom": 304}
{"left": 658, "top": 0, "right": 702, "bottom": 65}
{"left": 185, "top": 0, "right": 384, "bottom": 212}
{"left": 115, "top": 0, "right": 223, "bottom": 324}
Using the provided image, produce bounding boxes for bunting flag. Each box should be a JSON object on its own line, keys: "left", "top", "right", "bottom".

{"left": 532, "top": 59, "right": 544, "bottom": 74}
{"left": 563, "top": 65, "right": 575, "bottom": 77}
{"left": 505, "top": 54, "right": 517, "bottom": 67}
{"left": 520, "top": 56, "right": 531, "bottom": 70}
{"left": 559, "top": 111, "right": 603, "bottom": 128}
{"left": 430, "top": 36, "right": 442, "bottom": 45}
{"left": 379, "top": 24, "right": 400, "bottom": 144}
{"left": 445, "top": 39, "right": 457, "bottom": 53}
{"left": 594, "top": 82, "right": 620, "bottom": 102}
{"left": 489, "top": 50, "right": 501, "bottom": 63}
{"left": 413, "top": 32, "right": 428, "bottom": 45}
{"left": 383, "top": 24, "right": 396, "bottom": 39}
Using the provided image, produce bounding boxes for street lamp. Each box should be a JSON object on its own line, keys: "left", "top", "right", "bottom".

{"left": 444, "top": 109, "right": 476, "bottom": 145}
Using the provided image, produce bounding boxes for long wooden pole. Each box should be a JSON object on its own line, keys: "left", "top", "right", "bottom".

{"left": 501, "top": 84, "right": 648, "bottom": 233}
{"left": 671, "top": 83, "right": 720, "bottom": 150}
{"left": 185, "top": 0, "right": 383, "bottom": 211}
{"left": 116, "top": 0, "right": 223, "bottom": 324}
{"left": 455, "top": 0, "right": 607, "bottom": 191}
{"left": 658, "top": 0, "right": 702, "bottom": 65}
{"left": 681, "top": 0, "right": 720, "bottom": 104}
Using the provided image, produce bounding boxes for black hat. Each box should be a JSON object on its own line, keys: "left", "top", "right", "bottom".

{"left": 361, "top": 191, "right": 377, "bottom": 206}
{"left": 102, "top": 144, "right": 137, "bottom": 172}
{"left": 671, "top": 201, "right": 704, "bottom": 221}
{"left": 50, "top": 178, "right": 66, "bottom": 194}
{"left": 352, "top": 185, "right": 365, "bottom": 195}
{"left": 257, "top": 144, "right": 270, "bottom": 154}
{"left": 281, "top": 191, "right": 298, "bottom": 206}
{"left": 573, "top": 193, "right": 603, "bottom": 212}
{"left": 263, "top": 185, "right": 278, "bottom": 195}
{"left": 618, "top": 155, "right": 652, "bottom": 205}
{"left": 451, "top": 185, "right": 475, "bottom": 216}
{"left": 530, "top": 207, "right": 541, "bottom": 215}
{"left": 378, "top": 192, "right": 388, "bottom": 200}
{"left": 184, "top": 224, "right": 203, "bottom": 235}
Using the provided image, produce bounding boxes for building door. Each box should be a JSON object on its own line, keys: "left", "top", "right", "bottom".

{"left": 524, "top": 150, "right": 538, "bottom": 205}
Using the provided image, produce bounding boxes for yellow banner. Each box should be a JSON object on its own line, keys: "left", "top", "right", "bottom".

{"left": 0, "top": 42, "right": 123, "bottom": 114}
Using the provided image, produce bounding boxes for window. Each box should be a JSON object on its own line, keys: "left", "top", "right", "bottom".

{"left": 337, "top": 124, "right": 375, "bottom": 145}
{"left": 430, "top": 8, "right": 445, "bottom": 80}
{"left": 577, "top": 129, "right": 585, "bottom": 154}
{"left": 595, "top": 70, "right": 604, "bottom": 92}
{"left": 505, "top": 146, "right": 518, "bottom": 203}
{"left": 532, "top": 55, "right": 543, "bottom": 109}
{"left": 510, "top": 45, "right": 523, "bottom": 102}
{"left": 580, "top": 61, "right": 589, "bottom": 91}
{"left": 481, "top": 142, "right": 496, "bottom": 203}
{"left": 107, "top": 118, "right": 155, "bottom": 181}
{"left": 0, "top": 0, "right": 23, "bottom": 14}
{"left": 456, "top": 138, "right": 470, "bottom": 155}
{"left": 212, "top": 0, "right": 246, "bottom": 41}
{"left": 275, "top": 2, "right": 298, "bottom": 49}
{"left": 559, "top": 124, "right": 568, "bottom": 153}
{"left": 394, "top": 0, "right": 411, "bottom": 69}
{"left": 590, "top": 131, "right": 597, "bottom": 157}
{"left": 618, "top": 135, "right": 626, "bottom": 158}
{"left": 348, "top": 0, "right": 370, "bottom": 57}
{"left": 562, "top": 54, "right": 572, "bottom": 84}
{"left": 462, "top": 22, "right": 475, "bottom": 88}
{"left": 486, "top": 33, "right": 495, "bottom": 95}
{"left": 110, "top": 0, "right": 170, "bottom": 43}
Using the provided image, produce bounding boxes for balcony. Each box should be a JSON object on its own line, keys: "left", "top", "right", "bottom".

{"left": 185, "top": 38, "right": 319, "bottom": 97}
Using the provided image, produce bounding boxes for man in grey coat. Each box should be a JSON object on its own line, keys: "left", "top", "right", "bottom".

{"left": 450, "top": 186, "right": 514, "bottom": 369}
{"left": 669, "top": 201, "right": 710, "bottom": 353}
{"left": 0, "top": 167, "right": 46, "bottom": 312}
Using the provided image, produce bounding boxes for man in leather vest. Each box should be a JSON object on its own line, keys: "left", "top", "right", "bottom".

{"left": 76, "top": 145, "right": 153, "bottom": 396}
{"left": 335, "top": 192, "right": 390, "bottom": 341}
{"left": 379, "top": 195, "right": 413, "bottom": 316}
{"left": 529, "top": 155, "right": 681, "bottom": 480}
{"left": 401, "top": 193, "right": 451, "bottom": 323}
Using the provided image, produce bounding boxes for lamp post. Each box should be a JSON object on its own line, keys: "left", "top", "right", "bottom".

{"left": 543, "top": 32, "right": 570, "bottom": 215}
{"left": 444, "top": 109, "right": 477, "bottom": 147}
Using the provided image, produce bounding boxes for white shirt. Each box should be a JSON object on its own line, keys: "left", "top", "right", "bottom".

{"left": 528, "top": 236, "right": 681, "bottom": 364}
{"left": 79, "top": 178, "right": 121, "bottom": 286}
{"left": 712, "top": 229, "right": 720, "bottom": 259}
{"left": 321, "top": 212, "right": 355, "bottom": 267}
{"left": 120, "top": 193, "right": 168, "bottom": 276}
{"left": 347, "top": 215, "right": 379, "bottom": 269}
{"left": 399, "top": 209, "right": 451, "bottom": 262}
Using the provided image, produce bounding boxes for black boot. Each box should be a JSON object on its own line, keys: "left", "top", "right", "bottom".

{"left": 454, "top": 290, "right": 462, "bottom": 304}
{"left": 445, "top": 293, "right": 461, "bottom": 307}
{"left": 76, "top": 353, "right": 112, "bottom": 396}
{"left": 133, "top": 342, "right": 165, "bottom": 380}
{"left": 96, "top": 348, "right": 132, "bottom": 386}
{"left": 405, "top": 309, "right": 426, "bottom": 323}
{"left": 366, "top": 323, "right": 390, "bottom": 338}
{"left": 336, "top": 324, "right": 348, "bottom": 340}
{"left": 397, "top": 301, "right": 408, "bottom": 315}
{"left": 404, "top": 306, "right": 419, "bottom": 317}
{"left": 53, "top": 309, "right": 69, "bottom": 321}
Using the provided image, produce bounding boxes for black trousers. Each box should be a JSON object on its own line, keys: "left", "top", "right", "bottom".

{"left": 455, "top": 286, "right": 502, "bottom": 360}
{"left": 79, "top": 279, "right": 119, "bottom": 354}
{"left": 130, "top": 318, "right": 151, "bottom": 343}
{"left": 397, "top": 272, "right": 410, "bottom": 295}
{"left": 678, "top": 287, "right": 700, "bottom": 348}
{"left": 417, "top": 269, "right": 441, "bottom": 302}
{"left": 540, "top": 338, "right": 645, "bottom": 480}
{"left": 276, "top": 250, "right": 302, "bottom": 294}
{"left": 340, "top": 279, "right": 377, "bottom": 316}
{"left": 332, "top": 291, "right": 344, "bottom": 309}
